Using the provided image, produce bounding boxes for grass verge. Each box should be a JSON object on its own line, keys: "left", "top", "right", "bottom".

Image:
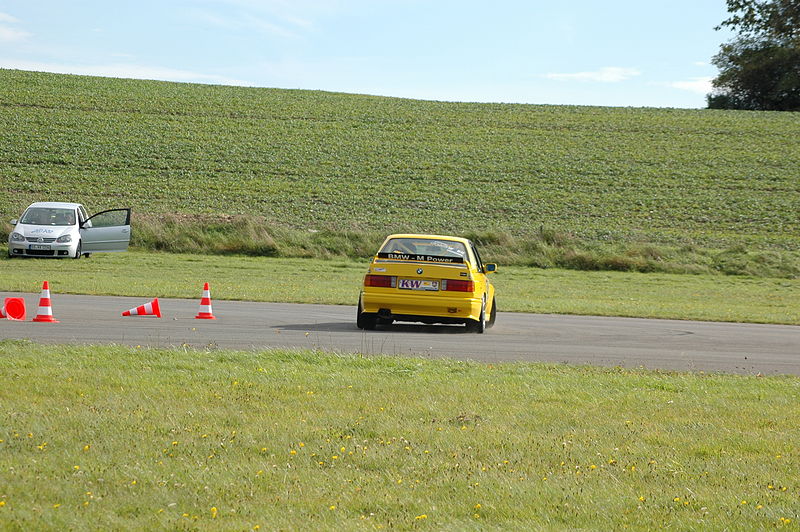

{"left": 1, "top": 250, "right": 797, "bottom": 324}
{"left": 0, "top": 342, "right": 797, "bottom": 530}
{"left": 124, "top": 214, "right": 800, "bottom": 278}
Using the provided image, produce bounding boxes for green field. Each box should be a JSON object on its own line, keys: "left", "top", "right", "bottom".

{"left": 2, "top": 69, "right": 799, "bottom": 257}
{"left": 0, "top": 342, "right": 798, "bottom": 530}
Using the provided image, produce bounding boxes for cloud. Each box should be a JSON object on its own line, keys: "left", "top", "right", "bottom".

{"left": 0, "top": 11, "right": 31, "bottom": 42}
{"left": 667, "top": 77, "right": 713, "bottom": 94}
{"left": 0, "top": 12, "right": 19, "bottom": 23}
{"left": 190, "top": 2, "right": 315, "bottom": 40}
{"left": 0, "top": 59, "right": 254, "bottom": 87}
{"left": 545, "top": 67, "right": 641, "bottom": 83}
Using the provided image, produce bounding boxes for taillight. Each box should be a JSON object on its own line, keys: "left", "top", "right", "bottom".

{"left": 442, "top": 279, "right": 474, "bottom": 292}
{"left": 364, "top": 275, "right": 396, "bottom": 288}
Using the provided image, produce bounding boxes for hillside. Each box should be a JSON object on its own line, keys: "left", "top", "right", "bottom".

{"left": 1, "top": 69, "right": 798, "bottom": 255}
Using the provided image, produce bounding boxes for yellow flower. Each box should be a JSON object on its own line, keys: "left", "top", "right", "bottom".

{"left": 290, "top": 450, "right": 297, "bottom": 455}
{"left": 474, "top": 504, "right": 481, "bottom": 509}
{"left": 329, "top": 505, "right": 336, "bottom": 510}
{"left": 53, "top": 504, "right": 61, "bottom": 508}
{"left": 0, "top": 501, "right": 5, "bottom": 507}
{"left": 73, "top": 465, "right": 80, "bottom": 470}
{"left": 211, "top": 507, "right": 218, "bottom": 519}
{"left": 474, "top": 513, "right": 480, "bottom": 519}
{"left": 673, "top": 497, "right": 681, "bottom": 502}
{"left": 590, "top": 464, "right": 597, "bottom": 470}
{"left": 756, "top": 505, "right": 763, "bottom": 509}
{"left": 172, "top": 441, "right": 178, "bottom": 446}
{"left": 741, "top": 500, "right": 748, "bottom": 505}
{"left": 299, "top": 442, "right": 305, "bottom": 447}
{"left": 638, "top": 496, "right": 646, "bottom": 502}
{"left": 415, "top": 514, "right": 427, "bottom": 520}
{"left": 83, "top": 444, "right": 90, "bottom": 451}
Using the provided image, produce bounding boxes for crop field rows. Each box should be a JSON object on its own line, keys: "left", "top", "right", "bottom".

{"left": 1, "top": 69, "right": 799, "bottom": 252}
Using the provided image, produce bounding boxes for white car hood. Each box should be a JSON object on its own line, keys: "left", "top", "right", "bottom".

{"left": 18, "top": 224, "right": 77, "bottom": 239}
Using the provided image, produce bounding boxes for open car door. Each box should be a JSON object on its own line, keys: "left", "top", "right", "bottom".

{"left": 80, "top": 208, "right": 131, "bottom": 252}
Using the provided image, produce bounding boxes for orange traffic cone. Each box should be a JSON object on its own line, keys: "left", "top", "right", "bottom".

{"left": 122, "top": 298, "right": 161, "bottom": 318}
{"left": 2, "top": 297, "right": 27, "bottom": 321}
{"left": 32, "top": 281, "right": 59, "bottom": 323}
{"left": 195, "top": 282, "right": 216, "bottom": 320}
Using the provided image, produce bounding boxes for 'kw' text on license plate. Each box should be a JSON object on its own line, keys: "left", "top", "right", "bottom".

{"left": 399, "top": 279, "right": 439, "bottom": 291}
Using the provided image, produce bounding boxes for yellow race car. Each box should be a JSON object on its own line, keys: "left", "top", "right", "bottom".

{"left": 357, "top": 234, "right": 497, "bottom": 333}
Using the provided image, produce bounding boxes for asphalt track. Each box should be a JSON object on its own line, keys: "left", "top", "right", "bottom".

{"left": 1, "top": 291, "right": 798, "bottom": 375}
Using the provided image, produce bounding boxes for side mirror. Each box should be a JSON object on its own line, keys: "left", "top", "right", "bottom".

{"left": 485, "top": 263, "right": 497, "bottom": 273}
{"left": 10, "top": 219, "right": 17, "bottom": 226}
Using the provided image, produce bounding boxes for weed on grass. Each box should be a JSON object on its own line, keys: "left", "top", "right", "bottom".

{"left": 0, "top": 343, "right": 797, "bottom": 530}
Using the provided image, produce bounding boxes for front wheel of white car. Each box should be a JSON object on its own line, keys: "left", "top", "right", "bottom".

{"left": 73, "top": 241, "right": 82, "bottom": 259}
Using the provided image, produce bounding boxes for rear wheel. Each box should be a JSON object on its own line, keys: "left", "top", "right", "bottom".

{"left": 356, "top": 297, "right": 377, "bottom": 330}
{"left": 466, "top": 300, "right": 486, "bottom": 334}
{"left": 487, "top": 297, "right": 497, "bottom": 328}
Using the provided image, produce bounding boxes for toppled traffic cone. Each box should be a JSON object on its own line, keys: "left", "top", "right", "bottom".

{"left": 32, "top": 281, "right": 59, "bottom": 323}
{"left": 195, "top": 282, "right": 216, "bottom": 320}
{"left": 122, "top": 298, "right": 161, "bottom": 318}
{"left": 2, "top": 297, "right": 27, "bottom": 321}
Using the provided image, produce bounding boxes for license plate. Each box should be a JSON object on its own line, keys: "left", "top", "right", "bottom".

{"left": 399, "top": 279, "right": 439, "bottom": 291}
{"left": 30, "top": 244, "right": 50, "bottom": 250}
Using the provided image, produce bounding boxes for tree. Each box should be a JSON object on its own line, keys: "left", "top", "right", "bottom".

{"left": 708, "top": 0, "right": 800, "bottom": 111}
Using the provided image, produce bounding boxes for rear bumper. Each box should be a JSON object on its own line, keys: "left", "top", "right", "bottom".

{"left": 361, "top": 290, "right": 482, "bottom": 322}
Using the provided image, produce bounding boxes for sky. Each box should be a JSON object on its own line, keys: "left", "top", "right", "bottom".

{"left": 0, "top": 1, "right": 736, "bottom": 108}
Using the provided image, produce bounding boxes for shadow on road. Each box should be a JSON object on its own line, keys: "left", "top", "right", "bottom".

{"left": 273, "top": 322, "right": 472, "bottom": 334}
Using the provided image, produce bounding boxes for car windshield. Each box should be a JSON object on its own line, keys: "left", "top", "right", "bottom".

{"left": 20, "top": 207, "right": 76, "bottom": 226}
{"left": 380, "top": 238, "right": 467, "bottom": 259}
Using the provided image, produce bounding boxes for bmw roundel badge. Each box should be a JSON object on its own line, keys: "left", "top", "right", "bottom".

{"left": 417, "top": 268, "right": 424, "bottom": 275}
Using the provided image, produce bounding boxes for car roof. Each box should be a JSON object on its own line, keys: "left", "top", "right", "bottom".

{"left": 26, "top": 202, "right": 82, "bottom": 210}
{"left": 383, "top": 233, "right": 471, "bottom": 245}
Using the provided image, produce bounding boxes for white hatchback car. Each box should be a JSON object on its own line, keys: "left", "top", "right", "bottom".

{"left": 8, "top": 202, "right": 131, "bottom": 258}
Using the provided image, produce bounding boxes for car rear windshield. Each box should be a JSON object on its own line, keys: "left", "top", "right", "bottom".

{"left": 20, "top": 208, "right": 76, "bottom": 226}
{"left": 380, "top": 238, "right": 467, "bottom": 259}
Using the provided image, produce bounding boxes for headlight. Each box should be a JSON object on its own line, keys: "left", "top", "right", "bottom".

{"left": 56, "top": 234, "right": 72, "bottom": 243}
{"left": 10, "top": 232, "right": 25, "bottom": 242}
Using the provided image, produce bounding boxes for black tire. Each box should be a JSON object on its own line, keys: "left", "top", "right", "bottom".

{"left": 73, "top": 241, "right": 82, "bottom": 259}
{"left": 356, "top": 297, "right": 377, "bottom": 330}
{"left": 487, "top": 297, "right": 497, "bottom": 328}
{"left": 466, "top": 300, "right": 486, "bottom": 334}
